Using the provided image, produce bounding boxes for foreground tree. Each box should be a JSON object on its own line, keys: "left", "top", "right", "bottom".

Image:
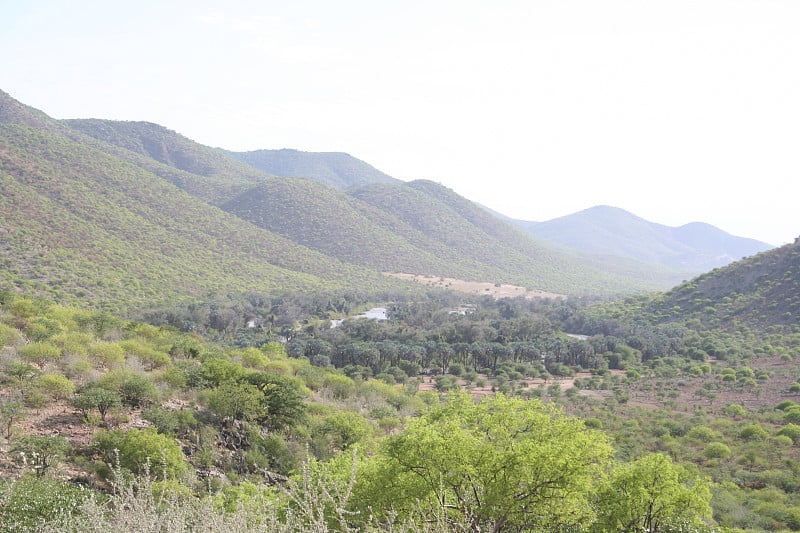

{"left": 593, "top": 453, "right": 714, "bottom": 532}
{"left": 354, "top": 392, "right": 613, "bottom": 532}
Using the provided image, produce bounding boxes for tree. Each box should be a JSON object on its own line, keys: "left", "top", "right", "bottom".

{"left": 20, "top": 342, "right": 62, "bottom": 368}
{"left": 593, "top": 453, "right": 713, "bottom": 533}
{"left": 0, "top": 399, "right": 25, "bottom": 439}
{"left": 72, "top": 387, "right": 122, "bottom": 423}
{"left": 94, "top": 428, "right": 187, "bottom": 479}
{"left": 354, "top": 392, "right": 613, "bottom": 532}
{"left": 12, "top": 435, "right": 71, "bottom": 477}
{"left": 244, "top": 372, "right": 307, "bottom": 431}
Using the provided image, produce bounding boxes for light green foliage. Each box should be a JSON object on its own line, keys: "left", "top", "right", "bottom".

{"left": 50, "top": 331, "right": 92, "bottom": 357}
{"left": 11, "top": 435, "right": 71, "bottom": 477}
{"left": 703, "top": 442, "right": 732, "bottom": 460}
{"left": 593, "top": 453, "right": 713, "bottom": 533}
{"left": 94, "top": 428, "right": 188, "bottom": 478}
{"left": 0, "top": 322, "right": 19, "bottom": 346}
{"left": 119, "top": 339, "right": 171, "bottom": 370}
{"left": 739, "top": 423, "right": 770, "bottom": 441}
{"left": 776, "top": 423, "right": 800, "bottom": 444}
{"left": 20, "top": 341, "right": 61, "bottom": 368}
{"left": 206, "top": 382, "right": 264, "bottom": 422}
{"left": 36, "top": 373, "right": 76, "bottom": 400}
{"left": 322, "top": 373, "right": 355, "bottom": 399}
{"left": 0, "top": 476, "right": 89, "bottom": 532}
{"left": 355, "top": 392, "right": 613, "bottom": 531}
{"left": 88, "top": 341, "right": 125, "bottom": 367}
{"left": 313, "top": 410, "right": 372, "bottom": 453}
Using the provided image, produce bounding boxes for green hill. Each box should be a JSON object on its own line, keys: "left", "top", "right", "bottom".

{"left": 0, "top": 92, "right": 396, "bottom": 312}
{"left": 63, "top": 118, "right": 269, "bottom": 205}
{"left": 224, "top": 148, "right": 399, "bottom": 189}
{"left": 349, "top": 180, "right": 671, "bottom": 295}
{"left": 648, "top": 237, "right": 800, "bottom": 332}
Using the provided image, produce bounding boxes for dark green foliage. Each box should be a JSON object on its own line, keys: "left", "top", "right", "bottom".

{"left": 72, "top": 387, "right": 122, "bottom": 422}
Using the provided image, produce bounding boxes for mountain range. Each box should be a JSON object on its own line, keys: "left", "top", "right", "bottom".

{"left": 0, "top": 89, "right": 783, "bottom": 312}
{"left": 514, "top": 205, "right": 773, "bottom": 272}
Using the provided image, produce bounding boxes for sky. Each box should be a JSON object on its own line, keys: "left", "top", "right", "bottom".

{"left": 1, "top": 0, "right": 798, "bottom": 246}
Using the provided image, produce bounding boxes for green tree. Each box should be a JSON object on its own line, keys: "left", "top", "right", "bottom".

{"left": 20, "top": 342, "right": 61, "bottom": 368}
{"left": 72, "top": 387, "right": 122, "bottom": 423}
{"left": 0, "top": 399, "right": 25, "bottom": 439}
{"left": 244, "top": 372, "right": 307, "bottom": 431}
{"left": 355, "top": 392, "right": 613, "bottom": 532}
{"left": 94, "top": 428, "right": 187, "bottom": 479}
{"left": 593, "top": 453, "right": 713, "bottom": 532}
{"left": 11, "top": 435, "right": 71, "bottom": 477}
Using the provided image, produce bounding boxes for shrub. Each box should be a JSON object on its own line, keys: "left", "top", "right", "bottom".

{"left": 94, "top": 428, "right": 187, "bottom": 479}
{"left": 777, "top": 423, "right": 800, "bottom": 444}
{"left": 20, "top": 342, "right": 61, "bottom": 368}
{"left": 88, "top": 341, "right": 125, "bottom": 367}
{"left": 0, "top": 476, "right": 89, "bottom": 531}
{"left": 36, "top": 373, "right": 76, "bottom": 400}
{"left": 703, "top": 442, "right": 732, "bottom": 460}
{"left": 322, "top": 373, "right": 355, "bottom": 399}
{"left": 120, "top": 374, "right": 159, "bottom": 408}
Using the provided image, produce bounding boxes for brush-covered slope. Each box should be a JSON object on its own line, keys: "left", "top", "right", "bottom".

{"left": 225, "top": 148, "right": 399, "bottom": 189}
{"left": 0, "top": 92, "right": 394, "bottom": 311}
{"left": 518, "top": 205, "right": 773, "bottom": 272}
{"left": 348, "top": 180, "right": 668, "bottom": 295}
{"left": 649, "top": 237, "right": 800, "bottom": 331}
{"left": 62, "top": 118, "right": 268, "bottom": 204}
{"left": 221, "top": 178, "right": 496, "bottom": 279}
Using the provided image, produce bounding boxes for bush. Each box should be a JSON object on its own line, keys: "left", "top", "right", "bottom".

{"left": 36, "top": 373, "right": 76, "bottom": 400}
{"left": 703, "top": 442, "right": 732, "bottom": 460}
{"left": 322, "top": 373, "right": 355, "bottom": 399}
{"left": 20, "top": 342, "right": 61, "bottom": 368}
{"left": 0, "top": 476, "right": 89, "bottom": 531}
{"left": 777, "top": 423, "right": 800, "bottom": 444}
{"left": 141, "top": 407, "right": 197, "bottom": 436}
{"left": 94, "top": 428, "right": 188, "bottom": 479}
{"left": 119, "top": 374, "right": 159, "bottom": 408}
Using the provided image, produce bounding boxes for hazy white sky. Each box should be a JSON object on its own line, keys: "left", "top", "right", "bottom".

{"left": 2, "top": 0, "right": 798, "bottom": 245}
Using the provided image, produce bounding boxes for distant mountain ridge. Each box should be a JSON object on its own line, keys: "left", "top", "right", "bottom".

{"left": 515, "top": 205, "right": 773, "bottom": 273}
{"left": 3, "top": 88, "right": 786, "bottom": 313}
{"left": 223, "top": 148, "right": 400, "bottom": 189}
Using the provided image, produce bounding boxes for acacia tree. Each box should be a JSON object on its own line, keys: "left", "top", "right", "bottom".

{"left": 354, "top": 392, "right": 613, "bottom": 532}
{"left": 592, "top": 453, "right": 714, "bottom": 532}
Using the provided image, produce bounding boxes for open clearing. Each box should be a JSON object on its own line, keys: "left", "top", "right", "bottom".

{"left": 385, "top": 273, "right": 564, "bottom": 299}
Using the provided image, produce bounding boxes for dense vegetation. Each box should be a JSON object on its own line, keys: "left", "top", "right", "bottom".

{"left": 2, "top": 88, "right": 800, "bottom": 532}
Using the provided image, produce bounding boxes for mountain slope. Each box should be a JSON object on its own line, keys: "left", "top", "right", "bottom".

{"left": 649, "top": 237, "right": 800, "bottom": 331}
{"left": 0, "top": 92, "right": 396, "bottom": 311}
{"left": 517, "top": 205, "right": 773, "bottom": 272}
{"left": 63, "top": 119, "right": 269, "bottom": 204}
{"left": 221, "top": 177, "right": 484, "bottom": 278}
{"left": 348, "top": 181, "right": 672, "bottom": 295}
{"left": 224, "top": 148, "right": 400, "bottom": 189}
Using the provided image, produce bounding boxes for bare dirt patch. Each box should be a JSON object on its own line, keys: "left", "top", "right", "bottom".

{"left": 385, "top": 273, "right": 564, "bottom": 299}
